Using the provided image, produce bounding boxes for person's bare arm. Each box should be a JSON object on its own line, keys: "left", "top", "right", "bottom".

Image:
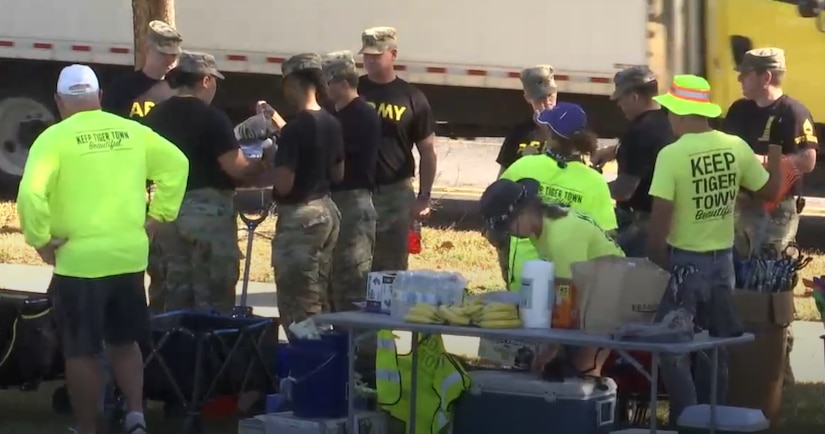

{"left": 647, "top": 198, "right": 674, "bottom": 269}
{"left": 217, "top": 149, "right": 267, "bottom": 182}
{"left": 416, "top": 134, "right": 437, "bottom": 196}
{"left": 748, "top": 144, "right": 782, "bottom": 200}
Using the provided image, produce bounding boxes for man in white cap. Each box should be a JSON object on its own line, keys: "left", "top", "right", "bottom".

{"left": 357, "top": 26, "right": 437, "bottom": 273}
{"left": 102, "top": 20, "right": 182, "bottom": 120}
{"left": 17, "top": 64, "right": 189, "bottom": 434}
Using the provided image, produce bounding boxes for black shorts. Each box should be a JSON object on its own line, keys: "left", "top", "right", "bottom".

{"left": 51, "top": 272, "right": 150, "bottom": 358}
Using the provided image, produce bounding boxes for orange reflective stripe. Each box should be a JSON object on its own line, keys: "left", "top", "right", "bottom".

{"left": 669, "top": 83, "right": 711, "bottom": 102}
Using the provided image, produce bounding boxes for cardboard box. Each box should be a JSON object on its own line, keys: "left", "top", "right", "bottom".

{"left": 727, "top": 289, "right": 793, "bottom": 424}
{"left": 477, "top": 338, "right": 536, "bottom": 369}
{"left": 365, "top": 272, "right": 396, "bottom": 314}
{"left": 238, "top": 411, "right": 387, "bottom": 434}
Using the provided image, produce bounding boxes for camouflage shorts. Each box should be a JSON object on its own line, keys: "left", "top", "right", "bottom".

{"left": 371, "top": 179, "right": 414, "bottom": 272}
{"left": 272, "top": 196, "right": 340, "bottom": 327}
{"left": 147, "top": 189, "right": 240, "bottom": 314}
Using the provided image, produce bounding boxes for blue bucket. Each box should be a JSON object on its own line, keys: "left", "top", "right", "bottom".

{"left": 286, "top": 332, "right": 348, "bottom": 419}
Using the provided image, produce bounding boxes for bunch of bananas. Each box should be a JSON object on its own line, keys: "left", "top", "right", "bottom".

{"left": 473, "top": 302, "right": 522, "bottom": 328}
{"left": 402, "top": 298, "right": 522, "bottom": 329}
{"left": 404, "top": 303, "right": 444, "bottom": 324}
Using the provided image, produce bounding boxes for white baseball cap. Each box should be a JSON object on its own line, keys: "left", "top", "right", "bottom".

{"left": 56, "top": 64, "right": 100, "bottom": 96}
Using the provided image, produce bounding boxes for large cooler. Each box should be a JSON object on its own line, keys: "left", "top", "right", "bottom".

{"left": 453, "top": 370, "right": 617, "bottom": 434}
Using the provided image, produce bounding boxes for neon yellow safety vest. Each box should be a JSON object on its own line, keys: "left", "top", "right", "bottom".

{"left": 376, "top": 330, "right": 470, "bottom": 434}
{"left": 500, "top": 154, "right": 617, "bottom": 290}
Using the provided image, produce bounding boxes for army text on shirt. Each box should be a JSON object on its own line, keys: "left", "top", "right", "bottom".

{"left": 496, "top": 119, "right": 547, "bottom": 170}
{"left": 357, "top": 76, "right": 435, "bottom": 186}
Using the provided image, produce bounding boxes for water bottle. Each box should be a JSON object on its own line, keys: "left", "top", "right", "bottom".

{"left": 408, "top": 221, "right": 422, "bottom": 254}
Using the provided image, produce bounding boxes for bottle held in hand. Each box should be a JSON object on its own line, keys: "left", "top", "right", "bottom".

{"left": 408, "top": 221, "right": 422, "bottom": 254}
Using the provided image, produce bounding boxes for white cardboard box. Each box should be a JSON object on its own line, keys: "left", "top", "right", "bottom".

{"left": 476, "top": 337, "right": 537, "bottom": 369}
{"left": 238, "top": 411, "right": 388, "bottom": 434}
{"left": 365, "top": 271, "right": 396, "bottom": 314}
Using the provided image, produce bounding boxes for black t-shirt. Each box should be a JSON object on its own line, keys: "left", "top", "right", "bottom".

{"left": 331, "top": 97, "right": 381, "bottom": 191}
{"left": 272, "top": 109, "right": 345, "bottom": 204}
{"left": 143, "top": 96, "right": 238, "bottom": 191}
{"left": 357, "top": 77, "right": 435, "bottom": 186}
{"left": 721, "top": 95, "right": 818, "bottom": 156}
{"left": 496, "top": 119, "right": 546, "bottom": 169}
{"left": 615, "top": 108, "right": 674, "bottom": 213}
{"left": 101, "top": 71, "right": 173, "bottom": 122}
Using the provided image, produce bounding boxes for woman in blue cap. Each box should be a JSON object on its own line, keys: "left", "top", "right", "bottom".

{"left": 479, "top": 178, "right": 624, "bottom": 375}
{"left": 497, "top": 102, "right": 617, "bottom": 292}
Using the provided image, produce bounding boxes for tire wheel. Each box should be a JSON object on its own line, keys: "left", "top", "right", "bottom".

{"left": 0, "top": 95, "right": 56, "bottom": 196}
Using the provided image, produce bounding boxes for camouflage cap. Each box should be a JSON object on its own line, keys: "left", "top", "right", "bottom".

{"left": 359, "top": 26, "right": 398, "bottom": 55}
{"left": 322, "top": 50, "right": 357, "bottom": 82}
{"left": 520, "top": 65, "right": 557, "bottom": 101}
{"left": 282, "top": 53, "right": 323, "bottom": 76}
{"left": 177, "top": 51, "right": 224, "bottom": 79}
{"left": 611, "top": 66, "right": 657, "bottom": 100}
{"left": 147, "top": 20, "right": 182, "bottom": 55}
{"left": 735, "top": 47, "right": 786, "bottom": 72}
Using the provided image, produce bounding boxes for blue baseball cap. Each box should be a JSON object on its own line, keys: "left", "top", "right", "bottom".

{"left": 535, "top": 102, "right": 587, "bottom": 139}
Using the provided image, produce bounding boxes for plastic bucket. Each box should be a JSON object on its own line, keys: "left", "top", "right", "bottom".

{"left": 286, "top": 332, "right": 348, "bottom": 419}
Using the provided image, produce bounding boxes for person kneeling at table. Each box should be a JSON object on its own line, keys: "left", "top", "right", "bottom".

{"left": 479, "top": 178, "right": 625, "bottom": 376}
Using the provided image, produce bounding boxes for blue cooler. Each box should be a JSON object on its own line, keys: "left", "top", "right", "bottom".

{"left": 453, "top": 370, "right": 617, "bottom": 434}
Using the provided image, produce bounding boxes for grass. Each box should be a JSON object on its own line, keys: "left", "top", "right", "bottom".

{"left": 1, "top": 200, "right": 824, "bottom": 432}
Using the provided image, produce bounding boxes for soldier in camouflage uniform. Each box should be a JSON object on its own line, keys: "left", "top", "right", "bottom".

{"left": 321, "top": 51, "right": 382, "bottom": 312}
{"left": 494, "top": 65, "right": 557, "bottom": 280}
{"left": 144, "top": 51, "right": 272, "bottom": 314}
{"left": 271, "top": 54, "right": 344, "bottom": 328}
{"left": 357, "top": 27, "right": 437, "bottom": 273}
{"left": 722, "top": 48, "right": 819, "bottom": 385}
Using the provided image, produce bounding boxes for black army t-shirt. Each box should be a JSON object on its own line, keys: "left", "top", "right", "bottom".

{"left": 332, "top": 97, "right": 381, "bottom": 191}
{"left": 615, "top": 108, "right": 674, "bottom": 212}
{"left": 722, "top": 95, "right": 818, "bottom": 156}
{"left": 358, "top": 76, "right": 435, "bottom": 186}
{"left": 143, "top": 96, "right": 238, "bottom": 191}
{"left": 496, "top": 119, "right": 546, "bottom": 170}
{"left": 101, "top": 71, "right": 174, "bottom": 121}
{"left": 273, "top": 109, "right": 345, "bottom": 205}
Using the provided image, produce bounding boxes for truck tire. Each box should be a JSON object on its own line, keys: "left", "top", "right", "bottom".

{"left": 0, "top": 95, "right": 56, "bottom": 197}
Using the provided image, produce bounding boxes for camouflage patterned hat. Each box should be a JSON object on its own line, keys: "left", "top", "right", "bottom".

{"left": 322, "top": 50, "right": 357, "bottom": 82}
{"left": 177, "top": 51, "right": 224, "bottom": 79}
{"left": 147, "top": 20, "right": 182, "bottom": 55}
{"left": 282, "top": 53, "right": 323, "bottom": 76}
{"left": 520, "top": 65, "right": 557, "bottom": 101}
{"left": 359, "top": 26, "right": 398, "bottom": 55}
{"left": 611, "top": 66, "right": 657, "bottom": 100}
{"left": 735, "top": 47, "right": 787, "bottom": 72}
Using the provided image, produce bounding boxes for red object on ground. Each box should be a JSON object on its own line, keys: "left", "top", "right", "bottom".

{"left": 201, "top": 395, "right": 237, "bottom": 418}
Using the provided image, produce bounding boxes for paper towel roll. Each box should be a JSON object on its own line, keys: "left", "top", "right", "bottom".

{"left": 519, "top": 260, "right": 555, "bottom": 329}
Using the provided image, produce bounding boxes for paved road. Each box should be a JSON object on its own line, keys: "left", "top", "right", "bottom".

{"left": 1, "top": 263, "right": 822, "bottom": 383}
{"left": 424, "top": 137, "right": 825, "bottom": 214}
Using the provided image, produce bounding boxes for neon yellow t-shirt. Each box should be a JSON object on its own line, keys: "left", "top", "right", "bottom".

{"left": 648, "top": 130, "right": 768, "bottom": 252}
{"left": 531, "top": 212, "right": 626, "bottom": 279}
{"left": 16, "top": 109, "right": 189, "bottom": 278}
{"left": 500, "top": 154, "right": 617, "bottom": 289}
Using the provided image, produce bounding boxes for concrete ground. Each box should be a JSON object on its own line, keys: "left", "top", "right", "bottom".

{"left": 1, "top": 263, "right": 822, "bottom": 383}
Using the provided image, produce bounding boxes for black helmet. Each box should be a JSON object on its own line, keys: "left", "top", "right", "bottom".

{"left": 479, "top": 178, "right": 540, "bottom": 237}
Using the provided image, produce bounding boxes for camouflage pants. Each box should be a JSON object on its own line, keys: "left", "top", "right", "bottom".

{"left": 330, "top": 189, "right": 377, "bottom": 312}
{"left": 733, "top": 197, "right": 798, "bottom": 384}
{"left": 272, "top": 196, "right": 340, "bottom": 328}
{"left": 656, "top": 247, "right": 740, "bottom": 425}
{"left": 371, "top": 179, "right": 415, "bottom": 272}
{"left": 615, "top": 211, "right": 650, "bottom": 257}
{"left": 734, "top": 198, "right": 799, "bottom": 256}
{"left": 147, "top": 189, "right": 241, "bottom": 315}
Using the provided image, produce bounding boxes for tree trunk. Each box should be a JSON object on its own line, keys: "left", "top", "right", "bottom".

{"left": 132, "top": 0, "right": 176, "bottom": 70}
